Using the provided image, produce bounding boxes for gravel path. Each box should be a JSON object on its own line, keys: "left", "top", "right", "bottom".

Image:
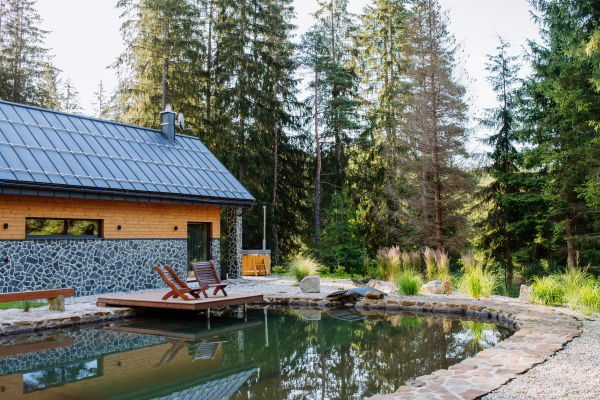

{"left": 484, "top": 310, "right": 600, "bottom": 400}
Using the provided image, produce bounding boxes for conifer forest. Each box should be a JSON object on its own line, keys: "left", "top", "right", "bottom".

{"left": 2, "top": 0, "right": 600, "bottom": 290}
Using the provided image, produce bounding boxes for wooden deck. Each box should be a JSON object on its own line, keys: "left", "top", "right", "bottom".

{"left": 97, "top": 291, "right": 263, "bottom": 311}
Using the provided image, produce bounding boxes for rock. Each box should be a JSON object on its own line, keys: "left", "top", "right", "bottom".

{"left": 420, "top": 280, "right": 444, "bottom": 295}
{"left": 47, "top": 295, "right": 65, "bottom": 312}
{"left": 520, "top": 285, "right": 532, "bottom": 301}
{"left": 298, "top": 309, "right": 321, "bottom": 321}
{"left": 299, "top": 276, "right": 320, "bottom": 293}
{"left": 366, "top": 290, "right": 384, "bottom": 300}
{"left": 367, "top": 280, "right": 397, "bottom": 294}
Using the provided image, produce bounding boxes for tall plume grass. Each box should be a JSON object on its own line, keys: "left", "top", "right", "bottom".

{"left": 424, "top": 247, "right": 437, "bottom": 281}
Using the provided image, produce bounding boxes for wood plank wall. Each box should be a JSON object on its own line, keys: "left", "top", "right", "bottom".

{"left": 0, "top": 194, "right": 220, "bottom": 240}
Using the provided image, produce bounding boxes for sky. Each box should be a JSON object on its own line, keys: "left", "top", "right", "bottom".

{"left": 37, "top": 0, "right": 542, "bottom": 143}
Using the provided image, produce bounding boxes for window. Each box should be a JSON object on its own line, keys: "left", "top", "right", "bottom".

{"left": 26, "top": 218, "right": 101, "bottom": 238}
{"left": 23, "top": 359, "right": 102, "bottom": 393}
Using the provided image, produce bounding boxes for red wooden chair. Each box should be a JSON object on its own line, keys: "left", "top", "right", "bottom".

{"left": 153, "top": 266, "right": 202, "bottom": 300}
{"left": 190, "top": 261, "right": 228, "bottom": 298}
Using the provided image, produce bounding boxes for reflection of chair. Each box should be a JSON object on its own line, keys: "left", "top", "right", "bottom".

{"left": 191, "top": 261, "right": 228, "bottom": 298}
{"left": 192, "top": 339, "right": 226, "bottom": 361}
{"left": 153, "top": 337, "right": 189, "bottom": 368}
{"left": 153, "top": 266, "right": 202, "bottom": 300}
{"left": 154, "top": 337, "right": 227, "bottom": 368}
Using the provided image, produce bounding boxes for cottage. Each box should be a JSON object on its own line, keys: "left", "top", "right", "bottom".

{"left": 0, "top": 100, "right": 254, "bottom": 296}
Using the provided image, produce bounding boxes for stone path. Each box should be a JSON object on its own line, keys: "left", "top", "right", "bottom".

{"left": 0, "top": 278, "right": 589, "bottom": 400}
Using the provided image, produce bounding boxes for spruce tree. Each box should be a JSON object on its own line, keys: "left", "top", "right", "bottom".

{"left": 518, "top": 0, "right": 600, "bottom": 268}
{"left": 60, "top": 77, "right": 82, "bottom": 114}
{"left": 0, "top": 0, "right": 53, "bottom": 106}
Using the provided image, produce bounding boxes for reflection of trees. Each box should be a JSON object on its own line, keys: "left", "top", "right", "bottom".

{"left": 228, "top": 310, "right": 512, "bottom": 400}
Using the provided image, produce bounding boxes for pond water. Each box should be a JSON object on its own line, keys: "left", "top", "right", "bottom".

{"left": 0, "top": 307, "right": 513, "bottom": 400}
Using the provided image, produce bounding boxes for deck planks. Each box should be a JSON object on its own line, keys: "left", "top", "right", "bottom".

{"left": 97, "top": 291, "right": 263, "bottom": 310}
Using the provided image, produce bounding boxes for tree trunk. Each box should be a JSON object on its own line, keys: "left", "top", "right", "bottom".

{"left": 272, "top": 90, "right": 279, "bottom": 266}
{"left": 206, "top": 0, "right": 213, "bottom": 128}
{"left": 315, "top": 69, "right": 321, "bottom": 258}
{"left": 566, "top": 218, "right": 575, "bottom": 272}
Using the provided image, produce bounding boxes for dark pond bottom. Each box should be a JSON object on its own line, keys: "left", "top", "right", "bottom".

{"left": 0, "top": 307, "right": 514, "bottom": 400}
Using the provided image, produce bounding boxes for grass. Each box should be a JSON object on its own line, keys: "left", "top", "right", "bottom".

{"left": 0, "top": 300, "right": 47, "bottom": 311}
{"left": 288, "top": 256, "right": 319, "bottom": 283}
{"left": 396, "top": 269, "right": 424, "bottom": 296}
{"left": 530, "top": 271, "right": 600, "bottom": 315}
{"left": 458, "top": 267, "right": 497, "bottom": 298}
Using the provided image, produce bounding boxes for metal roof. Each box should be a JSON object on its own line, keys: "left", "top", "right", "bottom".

{"left": 0, "top": 100, "right": 254, "bottom": 206}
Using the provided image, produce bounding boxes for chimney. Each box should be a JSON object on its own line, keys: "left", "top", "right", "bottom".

{"left": 160, "top": 104, "right": 176, "bottom": 141}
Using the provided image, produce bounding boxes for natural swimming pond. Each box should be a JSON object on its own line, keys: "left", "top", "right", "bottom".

{"left": 0, "top": 307, "right": 513, "bottom": 399}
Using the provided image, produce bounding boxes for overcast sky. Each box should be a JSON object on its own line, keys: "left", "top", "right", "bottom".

{"left": 37, "top": 0, "right": 541, "bottom": 146}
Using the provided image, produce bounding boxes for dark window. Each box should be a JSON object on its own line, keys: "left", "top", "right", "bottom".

{"left": 26, "top": 218, "right": 101, "bottom": 238}
{"left": 187, "top": 222, "right": 210, "bottom": 278}
{"left": 23, "top": 359, "right": 102, "bottom": 393}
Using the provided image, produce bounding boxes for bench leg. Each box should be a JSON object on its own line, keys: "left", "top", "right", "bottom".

{"left": 47, "top": 295, "right": 65, "bottom": 312}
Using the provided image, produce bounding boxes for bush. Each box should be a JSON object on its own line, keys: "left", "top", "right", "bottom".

{"left": 334, "top": 265, "right": 346, "bottom": 275}
{"left": 396, "top": 269, "right": 424, "bottom": 296}
{"left": 316, "top": 266, "right": 331, "bottom": 275}
{"left": 272, "top": 266, "right": 286, "bottom": 275}
{"left": 530, "top": 276, "right": 565, "bottom": 306}
{"left": 289, "top": 256, "right": 319, "bottom": 283}
{"left": 366, "top": 258, "right": 381, "bottom": 280}
{"left": 459, "top": 267, "right": 497, "bottom": 298}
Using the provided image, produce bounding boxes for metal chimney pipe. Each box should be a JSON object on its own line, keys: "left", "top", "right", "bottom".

{"left": 160, "top": 104, "right": 176, "bottom": 142}
{"left": 263, "top": 205, "right": 266, "bottom": 250}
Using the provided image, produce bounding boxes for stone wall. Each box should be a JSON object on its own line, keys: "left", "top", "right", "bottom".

{"left": 211, "top": 238, "right": 221, "bottom": 276}
{"left": 0, "top": 239, "right": 187, "bottom": 296}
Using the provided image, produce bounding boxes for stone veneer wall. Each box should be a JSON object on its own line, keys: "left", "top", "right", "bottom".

{"left": 211, "top": 238, "right": 221, "bottom": 276}
{"left": 227, "top": 207, "right": 242, "bottom": 279}
{"left": 0, "top": 329, "right": 166, "bottom": 376}
{"left": 0, "top": 239, "right": 186, "bottom": 296}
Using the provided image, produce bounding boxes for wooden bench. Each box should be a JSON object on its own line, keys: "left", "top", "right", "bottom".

{"left": 0, "top": 289, "right": 75, "bottom": 311}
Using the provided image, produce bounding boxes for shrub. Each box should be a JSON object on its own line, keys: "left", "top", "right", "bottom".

{"left": 396, "top": 269, "right": 424, "bottom": 296}
{"left": 366, "top": 258, "right": 381, "bottom": 280}
{"left": 424, "top": 247, "right": 436, "bottom": 281}
{"left": 530, "top": 276, "right": 564, "bottom": 306}
{"left": 334, "top": 265, "right": 346, "bottom": 275}
{"left": 458, "top": 267, "right": 497, "bottom": 298}
{"left": 272, "top": 266, "right": 286, "bottom": 275}
{"left": 289, "top": 256, "right": 319, "bottom": 283}
{"left": 316, "top": 266, "right": 331, "bottom": 275}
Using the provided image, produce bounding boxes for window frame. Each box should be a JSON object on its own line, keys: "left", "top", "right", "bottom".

{"left": 25, "top": 218, "right": 102, "bottom": 239}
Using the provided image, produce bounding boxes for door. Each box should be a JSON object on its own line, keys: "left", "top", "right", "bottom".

{"left": 187, "top": 223, "right": 210, "bottom": 278}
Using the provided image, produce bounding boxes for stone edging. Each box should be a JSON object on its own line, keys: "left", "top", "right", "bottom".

{"left": 258, "top": 293, "right": 582, "bottom": 400}
{"left": 0, "top": 306, "right": 141, "bottom": 336}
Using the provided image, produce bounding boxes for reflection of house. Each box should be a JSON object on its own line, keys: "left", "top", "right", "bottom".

{"left": 0, "top": 320, "right": 259, "bottom": 400}
{"left": 0, "top": 101, "right": 254, "bottom": 295}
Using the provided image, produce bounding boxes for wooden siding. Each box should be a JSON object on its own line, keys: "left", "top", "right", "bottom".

{"left": 0, "top": 194, "right": 220, "bottom": 240}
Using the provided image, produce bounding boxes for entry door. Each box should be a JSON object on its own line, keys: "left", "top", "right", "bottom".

{"left": 187, "top": 223, "right": 210, "bottom": 278}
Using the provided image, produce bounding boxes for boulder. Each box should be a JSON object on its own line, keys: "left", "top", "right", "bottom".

{"left": 47, "top": 295, "right": 65, "bottom": 312}
{"left": 365, "top": 290, "right": 384, "bottom": 300}
{"left": 298, "top": 309, "right": 321, "bottom": 321}
{"left": 520, "top": 285, "right": 532, "bottom": 301}
{"left": 367, "top": 280, "right": 397, "bottom": 294}
{"left": 420, "top": 280, "right": 444, "bottom": 295}
{"left": 299, "top": 276, "right": 321, "bottom": 293}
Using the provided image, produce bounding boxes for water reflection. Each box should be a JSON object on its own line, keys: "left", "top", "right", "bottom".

{"left": 0, "top": 307, "right": 513, "bottom": 400}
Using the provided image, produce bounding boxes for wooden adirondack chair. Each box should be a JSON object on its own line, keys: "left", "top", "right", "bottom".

{"left": 190, "top": 261, "right": 228, "bottom": 298}
{"left": 153, "top": 266, "right": 202, "bottom": 300}
{"left": 192, "top": 339, "right": 226, "bottom": 361}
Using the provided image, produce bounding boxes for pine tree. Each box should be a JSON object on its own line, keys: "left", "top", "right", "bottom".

{"left": 475, "top": 36, "right": 524, "bottom": 286}
{"left": 0, "top": 0, "right": 53, "bottom": 106}
{"left": 519, "top": 0, "right": 600, "bottom": 268}
{"left": 384, "top": 0, "right": 472, "bottom": 252}
{"left": 91, "top": 80, "right": 111, "bottom": 119}
{"left": 60, "top": 77, "right": 82, "bottom": 114}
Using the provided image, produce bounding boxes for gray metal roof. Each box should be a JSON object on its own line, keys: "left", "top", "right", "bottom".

{"left": 0, "top": 100, "right": 254, "bottom": 206}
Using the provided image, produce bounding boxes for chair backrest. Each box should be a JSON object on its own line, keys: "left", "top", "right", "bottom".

{"left": 191, "top": 261, "right": 220, "bottom": 286}
{"left": 154, "top": 266, "right": 187, "bottom": 290}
